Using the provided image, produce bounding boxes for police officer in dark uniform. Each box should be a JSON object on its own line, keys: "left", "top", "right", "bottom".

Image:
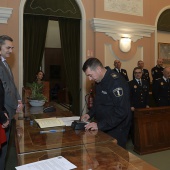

{"left": 113, "top": 59, "right": 129, "bottom": 81}
{"left": 151, "top": 58, "right": 164, "bottom": 83}
{"left": 81, "top": 58, "right": 131, "bottom": 148}
{"left": 152, "top": 67, "right": 170, "bottom": 106}
{"left": 129, "top": 67, "right": 149, "bottom": 144}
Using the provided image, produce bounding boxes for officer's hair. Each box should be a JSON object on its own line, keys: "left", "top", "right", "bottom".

{"left": 133, "top": 67, "right": 142, "bottom": 75}
{"left": 82, "top": 58, "right": 103, "bottom": 72}
{"left": 0, "top": 35, "right": 13, "bottom": 50}
{"left": 137, "top": 60, "right": 143, "bottom": 64}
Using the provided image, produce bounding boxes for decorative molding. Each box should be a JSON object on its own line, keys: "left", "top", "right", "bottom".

{"left": 104, "top": 0, "right": 143, "bottom": 16}
{"left": 0, "top": 7, "right": 13, "bottom": 23}
{"left": 91, "top": 18, "right": 156, "bottom": 42}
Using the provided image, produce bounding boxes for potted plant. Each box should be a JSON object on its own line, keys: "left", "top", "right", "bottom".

{"left": 26, "top": 82, "right": 47, "bottom": 106}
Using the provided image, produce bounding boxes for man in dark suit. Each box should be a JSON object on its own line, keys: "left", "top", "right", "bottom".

{"left": 129, "top": 67, "right": 150, "bottom": 144}
{"left": 113, "top": 60, "right": 129, "bottom": 81}
{"left": 152, "top": 67, "right": 170, "bottom": 106}
{"left": 0, "top": 35, "right": 23, "bottom": 170}
{"left": 137, "top": 60, "right": 150, "bottom": 83}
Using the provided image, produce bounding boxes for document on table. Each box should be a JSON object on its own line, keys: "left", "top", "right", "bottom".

{"left": 58, "top": 116, "right": 80, "bottom": 126}
{"left": 35, "top": 117, "right": 65, "bottom": 128}
{"left": 15, "top": 156, "right": 77, "bottom": 170}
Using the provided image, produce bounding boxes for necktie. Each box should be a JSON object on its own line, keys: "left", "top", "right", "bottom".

{"left": 138, "top": 80, "right": 142, "bottom": 86}
{"left": 3, "top": 61, "right": 12, "bottom": 76}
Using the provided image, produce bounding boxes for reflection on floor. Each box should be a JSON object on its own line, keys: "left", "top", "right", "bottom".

{"left": 126, "top": 139, "right": 170, "bottom": 170}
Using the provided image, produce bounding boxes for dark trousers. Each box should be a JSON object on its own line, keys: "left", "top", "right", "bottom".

{"left": 129, "top": 111, "right": 135, "bottom": 145}
{"left": 106, "top": 128, "right": 130, "bottom": 149}
{"left": 0, "top": 125, "right": 10, "bottom": 170}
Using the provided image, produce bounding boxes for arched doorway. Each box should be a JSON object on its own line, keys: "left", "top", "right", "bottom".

{"left": 19, "top": 0, "right": 87, "bottom": 113}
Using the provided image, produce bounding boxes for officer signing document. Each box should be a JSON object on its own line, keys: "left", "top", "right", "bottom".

{"left": 81, "top": 58, "right": 131, "bottom": 148}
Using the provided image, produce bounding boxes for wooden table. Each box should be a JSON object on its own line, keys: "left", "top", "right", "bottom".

{"left": 15, "top": 103, "right": 158, "bottom": 169}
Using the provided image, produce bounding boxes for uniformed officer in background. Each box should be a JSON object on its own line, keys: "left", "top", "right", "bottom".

{"left": 136, "top": 60, "right": 150, "bottom": 83}
{"left": 113, "top": 59, "right": 129, "bottom": 81}
{"left": 129, "top": 67, "right": 150, "bottom": 144}
{"left": 81, "top": 58, "right": 131, "bottom": 148}
{"left": 152, "top": 67, "right": 170, "bottom": 106}
{"left": 151, "top": 58, "right": 164, "bottom": 83}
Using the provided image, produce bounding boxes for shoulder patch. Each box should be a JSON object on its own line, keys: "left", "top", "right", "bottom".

{"left": 111, "top": 73, "right": 118, "bottom": 79}
{"left": 113, "top": 88, "right": 123, "bottom": 97}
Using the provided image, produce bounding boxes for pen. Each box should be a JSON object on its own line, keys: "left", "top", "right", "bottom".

{"left": 40, "top": 129, "right": 65, "bottom": 134}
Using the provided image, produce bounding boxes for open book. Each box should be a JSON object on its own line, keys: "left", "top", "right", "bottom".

{"left": 35, "top": 117, "right": 65, "bottom": 128}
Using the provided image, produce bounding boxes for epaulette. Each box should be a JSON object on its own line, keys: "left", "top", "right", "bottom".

{"left": 155, "top": 78, "right": 161, "bottom": 81}
{"left": 111, "top": 73, "right": 118, "bottom": 79}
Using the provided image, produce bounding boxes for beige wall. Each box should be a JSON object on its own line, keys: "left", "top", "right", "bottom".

{"left": 1, "top": 0, "right": 170, "bottom": 92}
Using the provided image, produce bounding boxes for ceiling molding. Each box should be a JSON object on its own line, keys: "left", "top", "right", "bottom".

{"left": 0, "top": 7, "right": 13, "bottom": 24}
{"left": 91, "top": 18, "right": 156, "bottom": 42}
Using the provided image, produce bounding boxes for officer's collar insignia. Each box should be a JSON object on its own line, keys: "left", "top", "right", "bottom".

{"left": 155, "top": 70, "right": 158, "bottom": 72}
{"left": 161, "top": 82, "right": 164, "bottom": 85}
{"left": 123, "top": 72, "right": 126, "bottom": 75}
{"left": 134, "top": 85, "right": 137, "bottom": 88}
{"left": 111, "top": 73, "right": 117, "bottom": 79}
{"left": 113, "top": 88, "right": 123, "bottom": 97}
{"left": 101, "top": 90, "right": 107, "bottom": 94}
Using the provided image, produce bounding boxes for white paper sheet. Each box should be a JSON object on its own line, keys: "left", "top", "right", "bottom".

{"left": 15, "top": 156, "right": 77, "bottom": 170}
{"left": 58, "top": 116, "right": 80, "bottom": 126}
{"left": 35, "top": 117, "right": 65, "bottom": 128}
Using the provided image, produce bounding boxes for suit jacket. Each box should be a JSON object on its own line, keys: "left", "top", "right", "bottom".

{"left": 113, "top": 68, "right": 129, "bottom": 81}
{"left": 129, "top": 79, "right": 149, "bottom": 108}
{"left": 0, "top": 59, "right": 21, "bottom": 119}
{"left": 152, "top": 77, "right": 170, "bottom": 106}
{"left": 151, "top": 65, "right": 164, "bottom": 82}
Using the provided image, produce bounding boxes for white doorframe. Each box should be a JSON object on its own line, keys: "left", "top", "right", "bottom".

{"left": 19, "top": 0, "right": 86, "bottom": 113}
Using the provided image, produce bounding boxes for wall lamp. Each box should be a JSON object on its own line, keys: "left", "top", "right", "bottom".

{"left": 119, "top": 37, "right": 131, "bottom": 52}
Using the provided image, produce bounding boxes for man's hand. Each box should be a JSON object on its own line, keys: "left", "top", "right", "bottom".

{"left": 85, "top": 122, "right": 98, "bottom": 131}
{"left": 81, "top": 114, "right": 90, "bottom": 122}
{"left": 17, "top": 100, "right": 23, "bottom": 112}
{"left": 2, "top": 113, "right": 9, "bottom": 128}
{"left": 131, "top": 107, "right": 135, "bottom": 111}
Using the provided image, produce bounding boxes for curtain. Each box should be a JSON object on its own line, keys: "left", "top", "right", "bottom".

{"left": 23, "top": 15, "right": 49, "bottom": 85}
{"left": 59, "top": 18, "right": 80, "bottom": 115}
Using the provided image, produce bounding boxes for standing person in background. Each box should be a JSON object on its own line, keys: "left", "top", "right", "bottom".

{"left": 0, "top": 35, "right": 23, "bottom": 170}
{"left": 135, "top": 60, "right": 150, "bottom": 83}
{"left": 81, "top": 58, "right": 131, "bottom": 148}
{"left": 113, "top": 59, "right": 129, "bottom": 82}
{"left": 129, "top": 67, "right": 150, "bottom": 144}
{"left": 151, "top": 58, "right": 164, "bottom": 83}
{"left": 35, "top": 70, "right": 45, "bottom": 84}
{"left": 152, "top": 67, "right": 170, "bottom": 106}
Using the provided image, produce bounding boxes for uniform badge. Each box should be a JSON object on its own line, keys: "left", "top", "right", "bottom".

{"left": 111, "top": 73, "right": 118, "bottom": 79}
{"left": 161, "top": 82, "right": 164, "bottom": 85}
{"left": 113, "top": 88, "right": 123, "bottom": 97}
{"left": 155, "top": 70, "right": 158, "bottom": 72}
{"left": 134, "top": 85, "right": 137, "bottom": 88}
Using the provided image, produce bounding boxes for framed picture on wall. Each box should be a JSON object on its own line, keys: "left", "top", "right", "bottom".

{"left": 158, "top": 42, "right": 170, "bottom": 65}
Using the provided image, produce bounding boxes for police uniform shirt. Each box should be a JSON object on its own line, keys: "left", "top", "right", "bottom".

{"left": 129, "top": 79, "right": 149, "bottom": 108}
{"left": 142, "top": 69, "right": 150, "bottom": 83}
{"left": 152, "top": 77, "right": 170, "bottom": 106}
{"left": 151, "top": 65, "right": 164, "bottom": 81}
{"left": 113, "top": 68, "right": 129, "bottom": 82}
{"left": 88, "top": 67, "right": 131, "bottom": 132}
